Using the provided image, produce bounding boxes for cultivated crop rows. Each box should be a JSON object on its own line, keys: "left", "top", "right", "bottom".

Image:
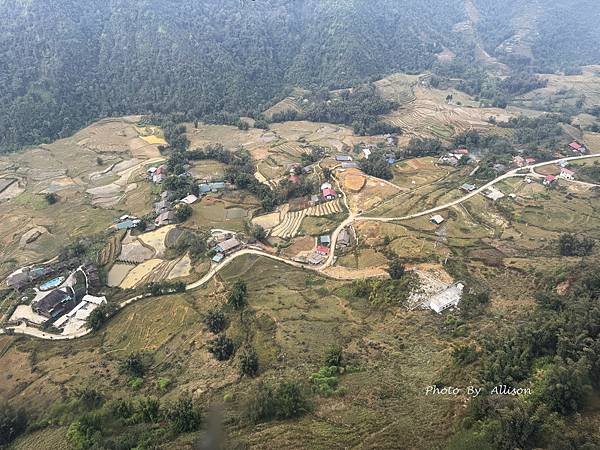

{"left": 270, "top": 199, "right": 342, "bottom": 238}
{"left": 306, "top": 199, "right": 342, "bottom": 216}
{"left": 271, "top": 210, "right": 306, "bottom": 238}
{"left": 135, "top": 259, "right": 180, "bottom": 288}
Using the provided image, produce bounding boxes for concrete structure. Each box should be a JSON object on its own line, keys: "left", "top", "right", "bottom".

{"left": 430, "top": 215, "right": 445, "bottom": 225}
{"left": 335, "top": 155, "right": 353, "bottom": 162}
{"left": 428, "top": 282, "right": 464, "bottom": 314}
{"left": 180, "top": 194, "right": 199, "bottom": 205}
{"left": 460, "top": 183, "right": 477, "bottom": 192}
{"left": 362, "top": 148, "right": 372, "bottom": 159}
{"left": 484, "top": 187, "right": 505, "bottom": 201}
{"left": 319, "top": 235, "right": 331, "bottom": 246}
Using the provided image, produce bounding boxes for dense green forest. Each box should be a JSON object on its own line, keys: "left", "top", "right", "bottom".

{"left": 0, "top": 0, "right": 464, "bottom": 152}
{"left": 1, "top": 0, "right": 599, "bottom": 152}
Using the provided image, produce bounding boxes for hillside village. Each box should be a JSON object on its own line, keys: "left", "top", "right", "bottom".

{"left": 0, "top": 68, "right": 599, "bottom": 450}
{"left": 0, "top": 112, "right": 596, "bottom": 339}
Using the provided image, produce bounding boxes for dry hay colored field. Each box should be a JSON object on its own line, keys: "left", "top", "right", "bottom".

{"left": 384, "top": 85, "right": 514, "bottom": 141}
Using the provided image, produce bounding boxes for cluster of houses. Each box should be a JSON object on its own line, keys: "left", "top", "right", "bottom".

{"left": 148, "top": 164, "right": 168, "bottom": 184}
{"left": 6, "top": 258, "right": 82, "bottom": 292}
{"left": 439, "top": 148, "right": 470, "bottom": 166}
{"left": 8, "top": 264, "right": 106, "bottom": 332}
{"left": 288, "top": 164, "right": 313, "bottom": 184}
{"left": 543, "top": 164, "right": 577, "bottom": 186}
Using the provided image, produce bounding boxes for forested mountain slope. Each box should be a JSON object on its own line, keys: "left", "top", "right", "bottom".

{"left": 0, "top": 0, "right": 598, "bottom": 152}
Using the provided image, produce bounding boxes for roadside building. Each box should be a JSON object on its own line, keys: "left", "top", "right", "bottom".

{"left": 569, "top": 141, "right": 586, "bottom": 153}
{"left": 308, "top": 254, "right": 325, "bottom": 265}
{"left": 512, "top": 155, "right": 525, "bottom": 167}
{"left": 544, "top": 175, "right": 557, "bottom": 186}
{"left": 319, "top": 235, "right": 331, "bottom": 247}
{"left": 337, "top": 229, "right": 351, "bottom": 247}
{"left": 215, "top": 237, "right": 242, "bottom": 254}
{"left": 460, "top": 183, "right": 477, "bottom": 192}
{"left": 33, "top": 287, "right": 77, "bottom": 320}
{"left": 310, "top": 194, "right": 320, "bottom": 206}
{"left": 525, "top": 157, "right": 537, "bottom": 165}
{"left": 212, "top": 253, "right": 225, "bottom": 263}
{"left": 560, "top": 167, "right": 575, "bottom": 180}
{"left": 316, "top": 245, "right": 330, "bottom": 256}
{"left": 320, "top": 182, "right": 332, "bottom": 191}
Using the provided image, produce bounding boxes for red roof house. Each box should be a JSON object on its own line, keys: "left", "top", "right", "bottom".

{"left": 316, "top": 246, "right": 330, "bottom": 255}
{"left": 322, "top": 188, "right": 337, "bottom": 200}
{"left": 525, "top": 157, "right": 537, "bottom": 165}
{"left": 560, "top": 168, "right": 575, "bottom": 179}
{"left": 289, "top": 174, "right": 300, "bottom": 184}
{"left": 543, "top": 175, "right": 557, "bottom": 186}
{"left": 569, "top": 142, "right": 582, "bottom": 152}
{"left": 455, "top": 148, "right": 469, "bottom": 155}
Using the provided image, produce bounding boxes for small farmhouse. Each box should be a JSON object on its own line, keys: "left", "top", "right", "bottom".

{"left": 322, "top": 188, "right": 337, "bottom": 201}
{"left": 155, "top": 211, "right": 176, "bottom": 226}
{"left": 215, "top": 237, "right": 242, "bottom": 254}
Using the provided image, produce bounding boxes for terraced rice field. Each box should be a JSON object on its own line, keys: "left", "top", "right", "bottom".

{"left": 98, "top": 231, "right": 124, "bottom": 266}
{"left": 271, "top": 199, "right": 343, "bottom": 238}
{"left": 263, "top": 96, "right": 303, "bottom": 120}
{"left": 384, "top": 86, "right": 512, "bottom": 141}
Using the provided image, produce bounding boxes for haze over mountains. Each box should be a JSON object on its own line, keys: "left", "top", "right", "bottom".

{"left": 0, "top": 0, "right": 598, "bottom": 151}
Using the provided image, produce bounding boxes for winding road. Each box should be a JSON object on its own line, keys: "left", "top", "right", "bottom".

{"left": 2, "top": 153, "right": 597, "bottom": 341}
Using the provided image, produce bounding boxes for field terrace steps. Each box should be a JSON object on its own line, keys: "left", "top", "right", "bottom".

{"left": 270, "top": 199, "right": 342, "bottom": 239}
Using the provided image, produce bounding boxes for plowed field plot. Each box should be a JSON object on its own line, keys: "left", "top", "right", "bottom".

{"left": 138, "top": 225, "right": 176, "bottom": 257}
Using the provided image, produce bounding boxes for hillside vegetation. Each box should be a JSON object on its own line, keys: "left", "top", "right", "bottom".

{"left": 1, "top": 0, "right": 599, "bottom": 152}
